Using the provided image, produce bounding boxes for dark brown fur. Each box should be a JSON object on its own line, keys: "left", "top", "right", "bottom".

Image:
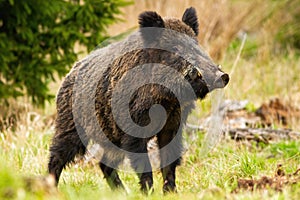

{"left": 48, "top": 7, "right": 229, "bottom": 193}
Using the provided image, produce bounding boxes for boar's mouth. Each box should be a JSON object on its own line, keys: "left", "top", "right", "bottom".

{"left": 196, "top": 85, "right": 210, "bottom": 99}
{"left": 187, "top": 68, "right": 229, "bottom": 100}
{"left": 194, "top": 73, "right": 229, "bottom": 99}
{"left": 193, "top": 66, "right": 229, "bottom": 98}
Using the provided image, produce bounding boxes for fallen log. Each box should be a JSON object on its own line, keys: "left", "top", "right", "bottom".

{"left": 227, "top": 128, "right": 300, "bottom": 143}
{"left": 186, "top": 123, "right": 300, "bottom": 143}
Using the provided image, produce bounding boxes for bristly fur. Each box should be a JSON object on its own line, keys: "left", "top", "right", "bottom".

{"left": 182, "top": 7, "right": 199, "bottom": 36}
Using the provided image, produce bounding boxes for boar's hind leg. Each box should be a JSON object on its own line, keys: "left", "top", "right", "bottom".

{"left": 48, "top": 128, "right": 88, "bottom": 185}
{"left": 99, "top": 154, "right": 125, "bottom": 190}
{"left": 157, "top": 132, "right": 182, "bottom": 193}
{"left": 122, "top": 136, "right": 153, "bottom": 193}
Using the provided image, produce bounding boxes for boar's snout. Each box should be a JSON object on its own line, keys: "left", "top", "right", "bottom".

{"left": 212, "top": 72, "right": 229, "bottom": 89}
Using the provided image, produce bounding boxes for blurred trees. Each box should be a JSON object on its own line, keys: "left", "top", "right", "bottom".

{"left": 0, "top": 0, "right": 130, "bottom": 106}
{"left": 274, "top": 0, "right": 300, "bottom": 51}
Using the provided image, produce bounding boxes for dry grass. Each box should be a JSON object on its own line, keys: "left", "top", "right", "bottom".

{"left": 255, "top": 0, "right": 300, "bottom": 61}
{"left": 108, "top": 0, "right": 270, "bottom": 61}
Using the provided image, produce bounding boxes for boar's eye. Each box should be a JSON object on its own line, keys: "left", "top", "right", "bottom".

{"left": 188, "top": 68, "right": 199, "bottom": 80}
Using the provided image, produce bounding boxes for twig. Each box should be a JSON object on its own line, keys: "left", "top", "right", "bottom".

{"left": 186, "top": 123, "right": 206, "bottom": 132}
{"left": 230, "top": 32, "right": 247, "bottom": 76}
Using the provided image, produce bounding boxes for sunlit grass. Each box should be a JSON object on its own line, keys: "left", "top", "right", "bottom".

{"left": 1, "top": 124, "right": 300, "bottom": 199}
{"left": 1, "top": 0, "right": 300, "bottom": 199}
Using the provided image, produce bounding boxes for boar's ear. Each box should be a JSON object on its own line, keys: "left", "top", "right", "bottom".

{"left": 182, "top": 7, "right": 199, "bottom": 36}
{"left": 138, "top": 11, "right": 165, "bottom": 45}
{"left": 138, "top": 11, "right": 165, "bottom": 28}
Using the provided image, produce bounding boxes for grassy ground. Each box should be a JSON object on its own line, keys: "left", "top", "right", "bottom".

{"left": 0, "top": 54, "right": 299, "bottom": 199}
{"left": 1, "top": 0, "right": 300, "bottom": 199}
{"left": 0, "top": 120, "right": 299, "bottom": 199}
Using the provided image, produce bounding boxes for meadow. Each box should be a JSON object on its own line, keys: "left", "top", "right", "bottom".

{"left": 1, "top": 0, "right": 300, "bottom": 199}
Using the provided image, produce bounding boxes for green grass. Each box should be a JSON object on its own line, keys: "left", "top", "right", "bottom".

{"left": 1, "top": 123, "right": 300, "bottom": 199}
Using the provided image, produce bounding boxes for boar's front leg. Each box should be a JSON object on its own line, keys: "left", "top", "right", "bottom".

{"left": 122, "top": 136, "right": 153, "bottom": 193}
{"left": 157, "top": 130, "right": 182, "bottom": 193}
{"left": 99, "top": 154, "right": 125, "bottom": 190}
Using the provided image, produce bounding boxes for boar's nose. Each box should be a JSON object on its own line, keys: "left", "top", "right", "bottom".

{"left": 213, "top": 73, "right": 229, "bottom": 89}
{"left": 221, "top": 73, "right": 229, "bottom": 86}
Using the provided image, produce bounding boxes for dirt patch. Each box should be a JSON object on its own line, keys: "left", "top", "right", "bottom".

{"left": 255, "top": 98, "right": 300, "bottom": 127}
{"left": 188, "top": 98, "right": 300, "bottom": 143}
{"left": 219, "top": 98, "right": 300, "bottom": 143}
{"left": 234, "top": 164, "right": 300, "bottom": 192}
{"left": 223, "top": 98, "right": 300, "bottom": 129}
